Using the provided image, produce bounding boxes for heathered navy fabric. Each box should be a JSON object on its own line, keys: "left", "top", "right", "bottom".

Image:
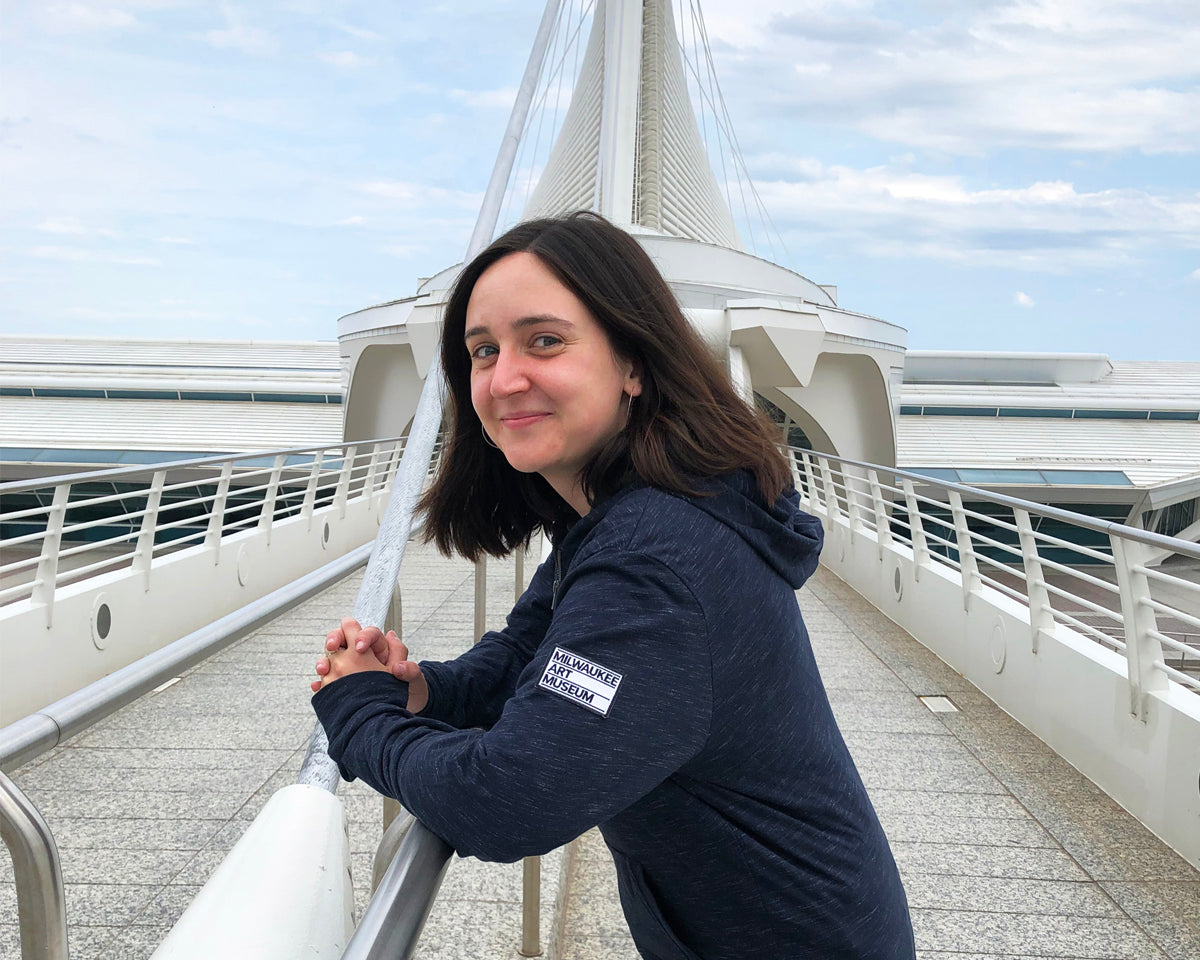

{"left": 313, "top": 472, "right": 915, "bottom": 959}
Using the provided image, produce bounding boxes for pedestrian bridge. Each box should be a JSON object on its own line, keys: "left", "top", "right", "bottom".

{"left": 2, "top": 442, "right": 1198, "bottom": 959}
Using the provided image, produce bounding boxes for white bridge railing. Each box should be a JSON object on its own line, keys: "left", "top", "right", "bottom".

{"left": 0, "top": 438, "right": 415, "bottom": 724}
{"left": 791, "top": 447, "right": 1200, "bottom": 869}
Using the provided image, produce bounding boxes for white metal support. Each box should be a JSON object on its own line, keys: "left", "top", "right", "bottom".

{"left": 1112, "top": 535, "right": 1168, "bottom": 720}
{"left": 132, "top": 471, "right": 166, "bottom": 591}
{"left": 302, "top": 452, "right": 324, "bottom": 531}
{"left": 1015, "top": 508, "right": 1053, "bottom": 654}
{"left": 948, "top": 490, "right": 980, "bottom": 611}
{"left": 258, "top": 455, "right": 286, "bottom": 543}
{"left": 31, "top": 484, "right": 71, "bottom": 628}
{"left": 384, "top": 440, "right": 403, "bottom": 491}
{"left": 901, "top": 479, "right": 930, "bottom": 581}
{"left": 844, "top": 467, "right": 863, "bottom": 545}
{"left": 787, "top": 448, "right": 803, "bottom": 493}
{"left": 802, "top": 453, "right": 819, "bottom": 514}
{"left": 819, "top": 458, "right": 842, "bottom": 526}
{"left": 205, "top": 462, "right": 234, "bottom": 560}
{"left": 868, "top": 469, "right": 891, "bottom": 563}
{"left": 366, "top": 443, "right": 383, "bottom": 509}
{"left": 334, "top": 446, "right": 356, "bottom": 520}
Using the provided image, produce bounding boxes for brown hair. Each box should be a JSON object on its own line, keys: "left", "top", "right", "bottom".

{"left": 419, "top": 212, "right": 791, "bottom": 559}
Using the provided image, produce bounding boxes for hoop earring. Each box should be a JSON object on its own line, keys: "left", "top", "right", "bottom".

{"left": 482, "top": 425, "right": 501, "bottom": 450}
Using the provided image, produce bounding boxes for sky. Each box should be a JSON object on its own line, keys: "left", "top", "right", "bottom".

{"left": 1, "top": 0, "right": 1197, "bottom": 359}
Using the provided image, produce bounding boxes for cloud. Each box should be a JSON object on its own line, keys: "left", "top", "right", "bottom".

{"left": 745, "top": 156, "right": 1200, "bottom": 271}
{"left": 33, "top": 246, "right": 159, "bottom": 265}
{"left": 335, "top": 23, "right": 383, "bottom": 42}
{"left": 358, "top": 180, "right": 483, "bottom": 210}
{"left": 1191, "top": 268, "right": 1200, "bottom": 280}
{"left": 702, "top": 0, "right": 1200, "bottom": 155}
{"left": 155, "top": 236, "right": 194, "bottom": 244}
{"left": 1014, "top": 291, "right": 1035, "bottom": 308}
{"left": 36, "top": 218, "right": 117, "bottom": 237}
{"left": 44, "top": 3, "right": 137, "bottom": 32}
{"left": 447, "top": 87, "right": 519, "bottom": 110}
{"left": 337, "top": 216, "right": 367, "bottom": 226}
{"left": 205, "top": 7, "right": 277, "bottom": 56}
{"left": 37, "top": 217, "right": 88, "bottom": 234}
{"left": 318, "top": 51, "right": 374, "bottom": 69}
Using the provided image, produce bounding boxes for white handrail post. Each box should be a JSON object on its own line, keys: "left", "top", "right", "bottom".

{"left": 205, "top": 462, "right": 233, "bottom": 562}
{"left": 31, "top": 483, "right": 71, "bottom": 628}
{"left": 383, "top": 440, "right": 403, "bottom": 493}
{"left": 844, "top": 467, "right": 863, "bottom": 544}
{"left": 948, "top": 490, "right": 980, "bottom": 611}
{"left": 302, "top": 452, "right": 324, "bottom": 531}
{"left": 366, "top": 443, "right": 383, "bottom": 509}
{"left": 787, "top": 448, "right": 803, "bottom": 493}
{"left": 334, "top": 445, "right": 356, "bottom": 520}
{"left": 818, "top": 458, "right": 842, "bottom": 526}
{"left": 868, "top": 469, "right": 891, "bottom": 563}
{"left": 801, "top": 452, "right": 819, "bottom": 513}
{"left": 901, "top": 479, "right": 929, "bottom": 581}
{"left": 132, "top": 471, "right": 166, "bottom": 591}
{"left": 1014, "top": 508, "right": 1053, "bottom": 654}
{"left": 1111, "top": 535, "right": 1168, "bottom": 720}
{"left": 258, "top": 455, "right": 286, "bottom": 543}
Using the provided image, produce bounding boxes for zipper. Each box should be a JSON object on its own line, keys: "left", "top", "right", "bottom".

{"left": 551, "top": 551, "right": 562, "bottom": 611}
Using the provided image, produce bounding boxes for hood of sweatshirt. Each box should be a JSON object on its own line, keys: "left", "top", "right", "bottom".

{"left": 682, "top": 470, "right": 824, "bottom": 590}
{"left": 557, "top": 471, "right": 824, "bottom": 592}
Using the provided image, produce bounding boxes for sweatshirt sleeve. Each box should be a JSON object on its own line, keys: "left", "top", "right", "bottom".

{"left": 312, "top": 547, "right": 712, "bottom": 863}
{"left": 416, "top": 551, "right": 555, "bottom": 729}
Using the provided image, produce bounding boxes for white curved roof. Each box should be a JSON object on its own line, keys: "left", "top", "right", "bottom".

{"left": 898, "top": 416, "right": 1200, "bottom": 487}
{"left": 1, "top": 336, "right": 344, "bottom": 462}
{"left": 898, "top": 353, "right": 1200, "bottom": 495}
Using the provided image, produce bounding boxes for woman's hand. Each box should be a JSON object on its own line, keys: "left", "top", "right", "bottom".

{"left": 312, "top": 617, "right": 429, "bottom": 712}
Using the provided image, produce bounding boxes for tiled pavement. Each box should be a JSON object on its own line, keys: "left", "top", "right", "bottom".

{"left": 3, "top": 543, "right": 1199, "bottom": 959}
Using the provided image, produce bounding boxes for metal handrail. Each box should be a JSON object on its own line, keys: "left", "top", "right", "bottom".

{"left": 0, "top": 771, "right": 68, "bottom": 960}
{"left": 0, "top": 541, "right": 374, "bottom": 772}
{"left": 813, "top": 450, "right": 1200, "bottom": 561}
{"left": 0, "top": 436, "right": 404, "bottom": 496}
{"left": 0, "top": 542, "right": 375, "bottom": 959}
{"left": 341, "top": 817, "right": 454, "bottom": 960}
{"left": 795, "top": 446, "right": 1200, "bottom": 700}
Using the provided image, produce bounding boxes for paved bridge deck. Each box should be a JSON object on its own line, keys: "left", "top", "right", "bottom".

{"left": 2, "top": 541, "right": 1198, "bottom": 959}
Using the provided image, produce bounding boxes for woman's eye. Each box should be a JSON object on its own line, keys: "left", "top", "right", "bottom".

{"left": 531, "top": 334, "right": 562, "bottom": 349}
{"left": 469, "top": 343, "right": 498, "bottom": 361}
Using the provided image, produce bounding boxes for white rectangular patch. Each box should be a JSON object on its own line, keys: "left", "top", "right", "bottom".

{"left": 538, "top": 647, "right": 623, "bottom": 716}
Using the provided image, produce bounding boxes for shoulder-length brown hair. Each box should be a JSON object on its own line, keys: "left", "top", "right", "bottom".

{"left": 419, "top": 212, "right": 791, "bottom": 560}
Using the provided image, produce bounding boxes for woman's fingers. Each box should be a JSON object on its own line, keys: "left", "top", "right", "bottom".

{"left": 354, "top": 625, "right": 387, "bottom": 657}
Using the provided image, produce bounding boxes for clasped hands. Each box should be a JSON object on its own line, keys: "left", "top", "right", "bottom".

{"left": 312, "top": 617, "right": 428, "bottom": 712}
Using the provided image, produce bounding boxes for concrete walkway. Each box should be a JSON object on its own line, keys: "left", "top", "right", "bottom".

{"left": 3, "top": 544, "right": 1199, "bottom": 959}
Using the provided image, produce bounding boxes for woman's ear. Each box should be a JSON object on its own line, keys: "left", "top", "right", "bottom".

{"left": 624, "top": 358, "right": 643, "bottom": 398}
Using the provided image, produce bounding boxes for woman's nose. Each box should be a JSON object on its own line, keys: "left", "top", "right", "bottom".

{"left": 489, "top": 349, "right": 530, "bottom": 397}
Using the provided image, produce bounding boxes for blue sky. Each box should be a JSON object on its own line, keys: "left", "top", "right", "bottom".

{"left": 2, "top": 0, "right": 1197, "bottom": 359}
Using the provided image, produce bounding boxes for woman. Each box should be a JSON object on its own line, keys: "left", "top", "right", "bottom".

{"left": 312, "top": 212, "right": 915, "bottom": 959}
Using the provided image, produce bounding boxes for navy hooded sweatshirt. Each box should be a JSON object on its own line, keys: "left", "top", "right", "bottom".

{"left": 313, "top": 473, "right": 915, "bottom": 960}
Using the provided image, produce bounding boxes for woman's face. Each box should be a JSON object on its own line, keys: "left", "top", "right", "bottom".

{"left": 464, "top": 251, "right": 641, "bottom": 515}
